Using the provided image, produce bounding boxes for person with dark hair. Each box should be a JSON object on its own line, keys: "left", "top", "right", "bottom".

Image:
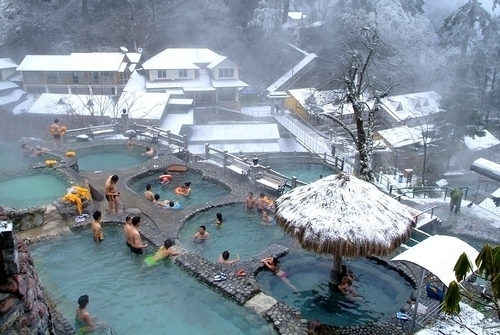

{"left": 123, "top": 214, "right": 133, "bottom": 248}
{"left": 245, "top": 192, "right": 256, "bottom": 211}
{"left": 183, "top": 182, "right": 192, "bottom": 196}
{"left": 105, "top": 175, "right": 120, "bottom": 214}
{"left": 338, "top": 276, "right": 361, "bottom": 299}
{"left": 142, "top": 146, "right": 155, "bottom": 157}
{"left": 307, "top": 320, "right": 324, "bottom": 335}
{"left": 129, "top": 216, "right": 147, "bottom": 254}
{"left": 144, "top": 184, "right": 154, "bottom": 202}
{"left": 215, "top": 212, "right": 223, "bottom": 228}
{"left": 261, "top": 257, "right": 299, "bottom": 293}
{"left": 50, "top": 118, "right": 61, "bottom": 150}
{"left": 193, "top": 225, "right": 209, "bottom": 241}
{"left": 166, "top": 200, "right": 182, "bottom": 210}
{"left": 340, "top": 264, "right": 355, "bottom": 284}
{"left": 218, "top": 250, "right": 240, "bottom": 264}
{"left": 91, "top": 210, "right": 104, "bottom": 242}
{"left": 145, "top": 239, "right": 180, "bottom": 266}
{"left": 127, "top": 136, "right": 135, "bottom": 150}
{"left": 75, "top": 295, "right": 105, "bottom": 333}
{"left": 153, "top": 193, "right": 169, "bottom": 206}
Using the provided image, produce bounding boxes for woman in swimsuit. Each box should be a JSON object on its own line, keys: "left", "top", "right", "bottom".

{"left": 338, "top": 276, "right": 362, "bottom": 299}
{"left": 105, "top": 175, "right": 120, "bottom": 214}
{"left": 261, "top": 257, "right": 299, "bottom": 293}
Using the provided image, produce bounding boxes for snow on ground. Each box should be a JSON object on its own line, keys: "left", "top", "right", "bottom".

{"left": 416, "top": 303, "right": 499, "bottom": 335}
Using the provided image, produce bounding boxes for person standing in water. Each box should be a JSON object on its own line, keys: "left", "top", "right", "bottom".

{"left": 105, "top": 175, "right": 120, "bottom": 214}
{"left": 91, "top": 210, "right": 104, "bottom": 242}
{"left": 144, "top": 184, "right": 154, "bottom": 202}
{"left": 75, "top": 295, "right": 106, "bottom": 333}
{"left": 123, "top": 214, "right": 133, "bottom": 249}
{"left": 129, "top": 216, "right": 147, "bottom": 254}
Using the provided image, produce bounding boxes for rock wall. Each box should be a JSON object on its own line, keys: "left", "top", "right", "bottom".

{"left": 0, "top": 239, "right": 52, "bottom": 335}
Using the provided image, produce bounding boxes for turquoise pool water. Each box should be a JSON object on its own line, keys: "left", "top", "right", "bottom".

{"left": 179, "top": 203, "right": 413, "bottom": 326}
{"left": 270, "top": 162, "right": 336, "bottom": 183}
{"left": 178, "top": 203, "right": 288, "bottom": 262}
{"left": 0, "top": 172, "right": 68, "bottom": 208}
{"left": 128, "top": 170, "right": 231, "bottom": 207}
{"left": 0, "top": 142, "right": 45, "bottom": 170}
{"left": 30, "top": 226, "right": 275, "bottom": 335}
{"left": 258, "top": 252, "right": 413, "bottom": 326}
{"left": 75, "top": 145, "right": 150, "bottom": 171}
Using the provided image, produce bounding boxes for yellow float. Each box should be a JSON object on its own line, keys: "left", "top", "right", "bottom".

{"left": 60, "top": 126, "right": 67, "bottom": 135}
{"left": 65, "top": 151, "right": 76, "bottom": 157}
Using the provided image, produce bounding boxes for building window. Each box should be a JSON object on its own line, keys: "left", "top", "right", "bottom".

{"left": 47, "top": 72, "right": 56, "bottom": 84}
{"left": 72, "top": 72, "right": 79, "bottom": 84}
{"left": 158, "top": 70, "right": 167, "bottom": 78}
{"left": 100, "top": 72, "right": 110, "bottom": 77}
{"left": 93, "top": 72, "right": 99, "bottom": 83}
{"left": 179, "top": 69, "right": 188, "bottom": 78}
{"left": 218, "top": 68, "right": 234, "bottom": 78}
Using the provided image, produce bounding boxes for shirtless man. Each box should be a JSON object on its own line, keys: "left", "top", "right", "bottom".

{"left": 105, "top": 175, "right": 120, "bottom": 214}
{"left": 123, "top": 214, "right": 133, "bottom": 248}
{"left": 193, "top": 225, "right": 210, "bottom": 241}
{"left": 144, "top": 184, "right": 154, "bottom": 202}
{"left": 91, "top": 210, "right": 104, "bottom": 243}
{"left": 245, "top": 192, "right": 256, "bottom": 211}
{"left": 129, "top": 216, "right": 147, "bottom": 254}
{"left": 50, "top": 118, "right": 61, "bottom": 150}
{"left": 257, "top": 193, "right": 274, "bottom": 213}
{"left": 218, "top": 250, "right": 240, "bottom": 264}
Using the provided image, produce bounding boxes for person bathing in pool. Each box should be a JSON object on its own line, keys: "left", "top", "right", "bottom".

{"left": 261, "top": 257, "right": 299, "bottom": 293}
{"left": 91, "top": 210, "right": 104, "bottom": 243}
{"left": 75, "top": 295, "right": 106, "bottom": 333}
{"left": 145, "top": 239, "right": 180, "bottom": 266}
{"left": 129, "top": 216, "right": 147, "bottom": 254}
{"left": 193, "top": 225, "right": 210, "bottom": 242}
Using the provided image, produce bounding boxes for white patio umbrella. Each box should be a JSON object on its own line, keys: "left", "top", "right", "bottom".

{"left": 275, "top": 172, "right": 415, "bottom": 273}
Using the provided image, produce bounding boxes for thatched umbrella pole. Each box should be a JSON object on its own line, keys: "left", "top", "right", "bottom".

{"left": 333, "top": 253, "right": 342, "bottom": 273}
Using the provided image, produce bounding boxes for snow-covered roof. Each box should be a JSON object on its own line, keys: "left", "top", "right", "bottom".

{"left": 123, "top": 71, "right": 146, "bottom": 92}
{"left": 17, "top": 53, "right": 127, "bottom": 72}
{"left": 376, "top": 125, "right": 436, "bottom": 148}
{"left": 145, "top": 69, "right": 214, "bottom": 91}
{"left": 0, "top": 58, "right": 17, "bottom": 69}
{"left": 392, "top": 235, "right": 479, "bottom": 287}
{"left": 189, "top": 123, "right": 280, "bottom": 142}
{"left": 12, "top": 97, "right": 37, "bottom": 115}
{"left": 117, "top": 91, "right": 169, "bottom": 120}
{"left": 159, "top": 109, "right": 194, "bottom": 134}
{"left": 380, "top": 91, "right": 441, "bottom": 122}
{"left": 188, "top": 142, "right": 281, "bottom": 155}
{"left": 288, "top": 12, "right": 303, "bottom": 20}
{"left": 27, "top": 93, "right": 115, "bottom": 117}
{"left": 275, "top": 173, "right": 415, "bottom": 258}
{"left": 470, "top": 158, "right": 500, "bottom": 182}
{"left": 0, "top": 80, "right": 18, "bottom": 91}
{"left": 288, "top": 88, "right": 341, "bottom": 108}
{"left": 267, "top": 53, "right": 317, "bottom": 93}
{"left": 142, "top": 48, "right": 226, "bottom": 70}
{"left": 0, "top": 88, "right": 25, "bottom": 106}
{"left": 168, "top": 98, "right": 193, "bottom": 105}
{"left": 463, "top": 130, "right": 500, "bottom": 151}
{"left": 211, "top": 79, "right": 248, "bottom": 88}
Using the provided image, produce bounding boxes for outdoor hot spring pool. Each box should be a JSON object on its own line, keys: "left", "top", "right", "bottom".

{"left": 178, "top": 203, "right": 413, "bottom": 326}
{"left": 0, "top": 142, "right": 46, "bottom": 170}
{"left": 30, "top": 226, "right": 275, "bottom": 335}
{"left": 268, "top": 161, "right": 336, "bottom": 183}
{"left": 0, "top": 171, "right": 69, "bottom": 208}
{"left": 74, "top": 145, "right": 150, "bottom": 171}
{"left": 128, "top": 170, "right": 230, "bottom": 207}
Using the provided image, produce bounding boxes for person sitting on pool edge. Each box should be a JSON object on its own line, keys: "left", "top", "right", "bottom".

{"left": 91, "top": 210, "right": 104, "bottom": 243}
{"left": 193, "top": 225, "right": 209, "bottom": 242}
{"left": 261, "top": 257, "right": 299, "bottom": 293}
{"left": 153, "top": 193, "right": 170, "bottom": 207}
{"left": 218, "top": 250, "right": 240, "bottom": 264}
{"left": 75, "top": 295, "right": 106, "bottom": 333}
{"left": 145, "top": 239, "right": 180, "bottom": 266}
{"left": 166, "top": 200, "right": 183, "bottom": 210}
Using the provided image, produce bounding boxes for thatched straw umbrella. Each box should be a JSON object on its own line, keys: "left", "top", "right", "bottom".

{"left": 275, "top": 172, "right": 415, "bottom": 275}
